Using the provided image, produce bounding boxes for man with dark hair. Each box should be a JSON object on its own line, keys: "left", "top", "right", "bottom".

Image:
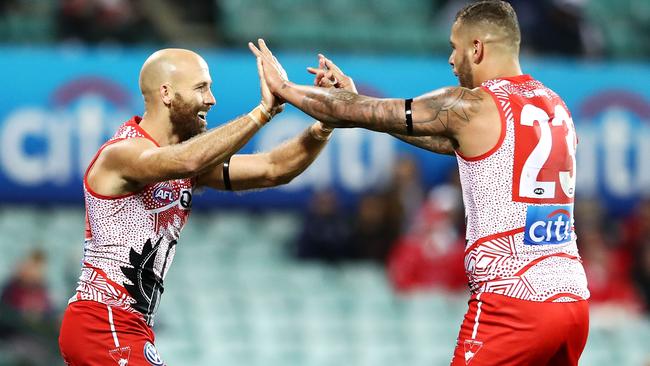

{"left": 250, "top": 0, "right": 590, "bottom": 364}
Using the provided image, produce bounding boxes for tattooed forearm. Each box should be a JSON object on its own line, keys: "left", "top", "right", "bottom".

{"left": 298, "top": 88, "right": 403, "bottom": 131}
{"left": 330, "top": 89, "right": 357, "bottom": 102}
{"left": 390, "top": 133, "right": 458, "bottom": 155}
{"left": 289, "top": 82, "right": 483, "bottom": 137}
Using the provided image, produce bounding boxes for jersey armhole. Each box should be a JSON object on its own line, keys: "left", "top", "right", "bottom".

{"left": 455, "top": 86, "right": 507, "bottom": 162}
{"left": 83, "top": 138, "right": 141, "bottom": 200}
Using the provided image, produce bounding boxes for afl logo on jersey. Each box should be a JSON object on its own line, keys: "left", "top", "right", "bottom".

{"left": 533, "top": 188, "right": 545, "bottom": 195}
{"left": 153, "top": 187, "right": 177, "bottom": 204}
{"left": 143, "top": 342, "right": 164, "bottom": 365}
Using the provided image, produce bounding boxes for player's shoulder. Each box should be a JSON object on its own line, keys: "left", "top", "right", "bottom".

{"left": 97, "top": 137, "right": 157, "bottom": 168}
{"left": 419, "top": 85, "right": 488, "bottom": 106}
{"left": 452, "top": 86, "right": 496, "bottom": 114}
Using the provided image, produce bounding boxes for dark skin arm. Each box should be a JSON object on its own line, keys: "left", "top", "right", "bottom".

{"left": 388, "top": 133, "right": 458, "bottom": 155}
{"left": 291, "top": 86, "right": 482, "bottom": 137}
{"left": 250, "top": 39, "right": 490, "bottom": 157}
{"left": 302, "top": 53, "right": 471, "bottom": 155}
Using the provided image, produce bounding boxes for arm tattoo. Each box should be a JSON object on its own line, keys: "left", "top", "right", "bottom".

{"left": 330, "top": 90, "right": 357, "bottom": 102}
{"left": 296, "top": 85, "right": 482, "bottom": 137}
{"left": 422, "top": 88, "right": 482, "bottom": 134}
{"left": 390, "top": 133, "right": 458, "bottom": 155}
{"left": 299, "top": 88, "right": 401, "bottom": 130}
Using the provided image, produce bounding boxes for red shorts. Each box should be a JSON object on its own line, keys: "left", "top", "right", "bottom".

{"left": 451, "top": 293, "right": 589, "bottom": 366}
{"left": 59, "top": 301, "right": 166, "bottom": 365}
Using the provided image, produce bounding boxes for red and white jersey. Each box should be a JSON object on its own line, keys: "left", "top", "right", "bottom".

{"left": 456, "top": 75, "right": 589, "bottom": 302}
{"left": 69, "top": 116, "right": 193, "bottom": 325}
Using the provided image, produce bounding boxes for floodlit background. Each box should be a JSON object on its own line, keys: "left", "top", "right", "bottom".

{"left": 0, "top": 0, "right": 649, "bottom": 365}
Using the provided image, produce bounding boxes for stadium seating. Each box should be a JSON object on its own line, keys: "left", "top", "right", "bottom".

{"left": 0, "top": 208, "right": 648, "bottom": 365}
{"left": 0, "top": 0, "right": 648, "bottom": 59}
{"left": 218, "top": 0, "right": 450, "bottom": 54}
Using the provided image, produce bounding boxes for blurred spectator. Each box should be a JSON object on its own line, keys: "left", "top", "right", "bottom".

{"left": 511, "top": 0, "right": 602, "bottom": 57}
{"left": 385, "top": 155, "right": 426, "bottom": 232}
{"left": 627, "top": 199, "right": 650, "bottom": 313}
{"left": 621, "top": 198, "right": 650, "bottom": 252}
{"left": 575, "top": 199, "right": 642, "bottom": 310}
{"left": 579, "top": 225, "right": 642, "bottom": 309}
{"left": 182, "top": 0, "right": 218, "bottom": 24}
{"left": 0, "top": 249, "right": 60, "bottom": 365}
{"left": 634, "top": 237, "right": 650, "bottom": 313}
{"left": 350, "top": 191, "right": 401, "bottom": 263}
{"left": 58, "top": 0, "right": 159, "bottom": 44}
{"left": 294, "top": 189, "right": 353, "bottom": 263}
{"left": 0, "top": 0, "right": 15, "bottom": 15}
{"left": 388, "top": 172, "right": 466, "bottom": 293}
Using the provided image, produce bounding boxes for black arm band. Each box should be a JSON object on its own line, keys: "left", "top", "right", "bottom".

{"left": 405, "top": 98, "right": 413, "bottom": 135}
{"left": 223, "top": 156, "right": 233, "bottom": 191}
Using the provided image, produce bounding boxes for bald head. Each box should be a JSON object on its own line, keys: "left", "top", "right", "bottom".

{"left": 454, "top": 1, "right": 521, "bottom": 54}
{"left": 139, "top": 48, "right": 210, "bottom": 103}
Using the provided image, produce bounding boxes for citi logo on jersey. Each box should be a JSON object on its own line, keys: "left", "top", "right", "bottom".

{"left": 524, "top": 205, "right": 574, "bottom": 245}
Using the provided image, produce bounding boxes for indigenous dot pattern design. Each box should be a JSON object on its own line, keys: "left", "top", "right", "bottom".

{"left": 69, "top": 117, "right": 193, "bottom": 325}
{"left": 456, "top": 77, "right": 589, "bottom": 302}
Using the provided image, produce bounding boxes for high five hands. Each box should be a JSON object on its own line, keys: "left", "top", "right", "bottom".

{"left": 248, "top": 38, "right": 358, "bottom": 97}
{"left": 248, "top": 39, "right": 289, "bottom": 98}
{"left": 307, "top": 53, "right": 357, "bottom": 94}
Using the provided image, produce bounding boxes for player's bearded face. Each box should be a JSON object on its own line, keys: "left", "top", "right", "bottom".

{"left": 169, "top": 92, "right": 208, "bottom": 142}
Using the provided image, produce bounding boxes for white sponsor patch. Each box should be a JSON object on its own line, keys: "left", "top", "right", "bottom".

{"left": 143, "top": 342, "right": 164, "bottom": 366}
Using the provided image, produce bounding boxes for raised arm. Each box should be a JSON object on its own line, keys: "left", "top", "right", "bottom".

{"left": 304, "top": 53, "right": 460, "bottom": 155}
{"left": 90, "top": 105, "right": 276, "bottom": 195}
{"left": 88, "top": 56, "right": 283, "bottom": 196}
{"left": 287, "top": 86, "right": 482, "bottom": 138}
{"left": 196, "top": 122, "right": 331, "bottom": 190}
{"left": 250, "top": 39, "right": 484, "bottom": 140}
{"left": 389, "top": 134, "right": 457, "bottom": 155}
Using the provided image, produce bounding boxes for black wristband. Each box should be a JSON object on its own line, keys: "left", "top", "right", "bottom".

{"left": 405, "top": 98, "right": 413, "bottom": 135}
{"left": 223, "top": 156, "right": 232, "bottom": 191}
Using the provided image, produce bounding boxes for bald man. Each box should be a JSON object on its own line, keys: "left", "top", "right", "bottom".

{"left": 251, "top": 1, "right": 589, "bottom": 365}
{"left": 58, "top": 48, "right": 334, "bottom": 365}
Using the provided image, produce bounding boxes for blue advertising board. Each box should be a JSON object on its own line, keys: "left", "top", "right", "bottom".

{"left": 0, "top": 47, "right": 648, "bottom": 213}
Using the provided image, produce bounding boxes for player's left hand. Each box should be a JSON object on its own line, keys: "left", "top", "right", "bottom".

{"left": 248, "top": 39, "right": 288, "bottom": 97}
{"left": 307, "top": 54, "right": 358, "bottom": 94}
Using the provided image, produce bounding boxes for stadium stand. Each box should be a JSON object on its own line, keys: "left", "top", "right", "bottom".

{"left": 0, "top": 208, "right": 648, "bottom": 365}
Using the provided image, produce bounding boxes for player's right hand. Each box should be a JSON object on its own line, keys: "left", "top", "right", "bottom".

{"left": 255, "top": 55, "right": 284, "bottom": 117}
{"left": 248, "top": 39, "right": 289, "bottom": 98}
{"left": 307, "top": 54, "right": 358, "bottom": 94}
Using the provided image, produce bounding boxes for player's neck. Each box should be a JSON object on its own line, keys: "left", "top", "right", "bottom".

{"left": 475, "top": 57, "right": 523, "bottom": 86}
{"left": 139, "top": 110, "right": 180, "bottom": 147}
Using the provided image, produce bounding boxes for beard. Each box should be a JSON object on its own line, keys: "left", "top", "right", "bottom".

{"left": 169, "top": 93, "right": 207, "bottom": 142}
{"left": 456, "top": 55, "right": 474, "bottom": 88}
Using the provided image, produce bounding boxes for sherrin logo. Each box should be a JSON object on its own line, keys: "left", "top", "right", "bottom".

{"left": 524, "top": 205, "right": 574, "bottom": 245}
{"left": 153, "top": 186, "right": 177, "bottom": 204}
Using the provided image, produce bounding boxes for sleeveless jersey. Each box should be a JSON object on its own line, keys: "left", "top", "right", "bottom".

{"left": 457, "top": 75, "right": 589, "bottom": 302}
{"left": 69, "top": 116, "right": 193, "bottom": 325}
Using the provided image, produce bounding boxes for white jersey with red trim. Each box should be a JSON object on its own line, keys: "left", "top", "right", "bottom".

{"left": 69, "top": 116, "right": 193, "bottom": 325}
{"left": 457, "top": 75, "right": 589, "bottom": 302}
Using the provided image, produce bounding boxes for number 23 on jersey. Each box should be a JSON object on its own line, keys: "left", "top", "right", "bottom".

{"left": 513, "top": 103, "right": 577, "bottom": 205}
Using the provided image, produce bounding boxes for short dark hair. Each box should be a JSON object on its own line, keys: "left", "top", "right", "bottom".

{"left": 455, "top": 1, "right": 521, "bottom": 50}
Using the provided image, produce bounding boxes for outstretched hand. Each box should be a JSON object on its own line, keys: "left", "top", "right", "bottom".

{"left": 254, "top": 55, "right": 284, "bottom": 116}
{"left": 248, "top": 39, "right": 288, "bottom": 98}
{"left": 306, "top": 54, "right": 357, "bottom": 94}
